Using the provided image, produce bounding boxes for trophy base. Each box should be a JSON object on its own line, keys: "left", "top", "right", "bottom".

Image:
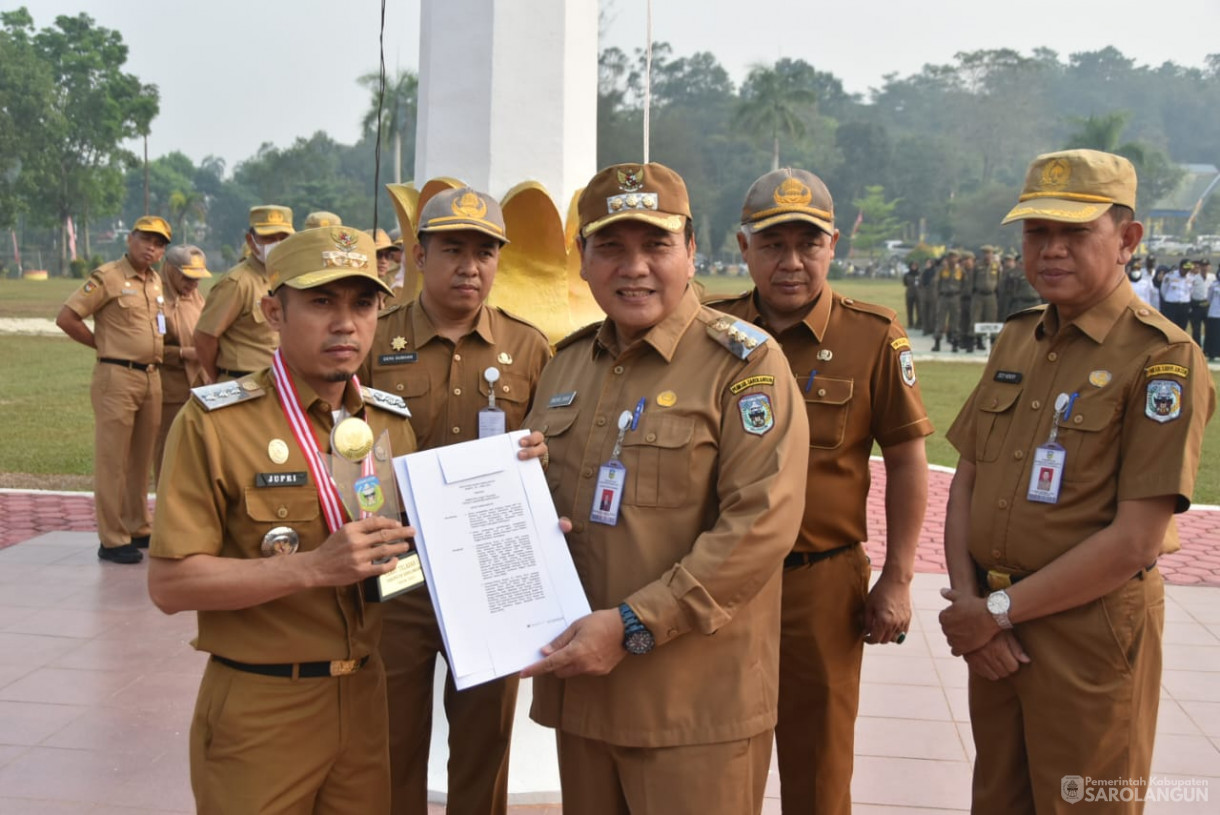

{"left": 363, "top": 551, "right": 426, "bottom": 602}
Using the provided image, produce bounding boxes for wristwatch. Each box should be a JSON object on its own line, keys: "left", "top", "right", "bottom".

{"left": 618, "top": 603, "right": 655, "bottom": 655}
{"left": 986, "top": 590, "right": 1013, "bottom": 630}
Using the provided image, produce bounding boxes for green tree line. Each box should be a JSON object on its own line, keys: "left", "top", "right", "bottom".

{"left": 3, "top": 6, "right": 1219, "bottom": 276}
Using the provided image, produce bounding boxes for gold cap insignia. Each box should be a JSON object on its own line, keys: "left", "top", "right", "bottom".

{"left": 773, "top": 177, "right": 813, "bottom": 207}
{"left": 452, "top": 191, "right": 488, "bottom": 220}
{"left": 332, "top": 228, "right": 359, "bottom": 250}
{"left": 266, "top": 209, "right": 285, "bottom": 224}
{"left": 617, "top": 166, "right": 644, "bottom": 192}
{"left": 1040, "top": 158, "right": 1072, "bottom": 189}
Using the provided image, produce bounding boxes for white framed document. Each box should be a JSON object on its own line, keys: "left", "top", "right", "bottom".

{"left": 392, "top": 429, "right": 591, "bottom": 689}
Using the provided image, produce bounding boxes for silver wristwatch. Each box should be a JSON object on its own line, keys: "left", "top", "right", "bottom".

{"left": 986, "top": 590, "right": 1013, "bottom": 630}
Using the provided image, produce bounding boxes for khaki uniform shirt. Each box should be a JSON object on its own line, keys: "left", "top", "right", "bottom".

{"left": 158, "top": 272, "right": 205, "bottom": 403}
{"left": 63, "top": 255, "right": 164, "bottom": 364}
{"left": 713, "top": 289, "right": 933, "bottom": 553}
{"left": 151, "top": 371, "right": 419, "bottom": 663}
{"left": 524, "top": 288, "right": 809, "bottom": 747}
{"left": 975, "top": 261, "right": 1001, "bottom": 294}
{"left": 357, "top": 301, "right": 551, "bottom": 448}
{"left": 946, "top": 280, "right": 1214, "bottom": 573}
{"left": 195, "top": 258, "right": 278, "bottom": 372}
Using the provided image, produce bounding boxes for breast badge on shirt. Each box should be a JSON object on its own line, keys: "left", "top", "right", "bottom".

{"left": 1146, "top": 380, "right": 1182, "bottom": 423}
{"left": 738, "top": 393, "right": 774, "bottom": 436}
{"left": 1089, "top": 370, "right": 1112, "bottom": 388}
{"left": 82, "top": 280, "right": 97, "bottom": 294}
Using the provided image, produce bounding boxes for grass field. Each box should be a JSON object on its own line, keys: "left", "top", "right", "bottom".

{"left": 3, "top": 276, "right": 1219, "bottom": 501}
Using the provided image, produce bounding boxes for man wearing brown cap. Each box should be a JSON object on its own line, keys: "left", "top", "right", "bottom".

{"left": 195, "top": 205, "right": 294, "bottom": 381}
{"left": 357, "top": 188, "right": 551, "bottom": 815}
{"left": 971, "top": 245, "right": 1001, "bottom": 350}
{"left": 939, "top": 149, "right": 1214, "bottom": 813}
{"left": 148, "top": 226, "right": 418, "bottom": 813}
{"left": 710, "top": 168, "right": 932, "bottom": 815}
{"left": 57, "top": 215, "right": 172, "bottom": 564}
{"left": 370, "top": 227, "right": 399, "bottom": 291}
{"left": 932, "top": 249, "right": 964, "bottom": 352}
{"left": 304, "top": 210, "right": 343, "bottom": 229}
{"left": 520, "top": 162, "right": 808, "bottom": 814}
{"left": 153, "top": 244, "right": 210, "bottom": 480}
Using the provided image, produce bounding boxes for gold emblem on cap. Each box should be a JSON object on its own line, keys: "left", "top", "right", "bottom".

{"left": 617, "top": 166, "right": 644, "bottom": 192}
{"left": 817, "top": 349, "right": 833, "bottom": 361}
{"left": 1040, "top": 158, "right": 1072, "bottom": 189}
{"left": 268, "top": 439, "right": 290, "bottom": 464}
{"left": 453, "top": 191, "right": 488, "bottom": 220}
{"left": 773, "top": 177, "right": 813, "bottom": 206}
{"left": 331, "top": 228, "right": 359, "bottom": 250}
{"left": 497, "top": 351, "right": 513, "bottom": 365}
{"left": 332, "top": 417, "right": 375, "bottom": 462}
{"left": 657, "top": 390, "right": 677, "bottom": 407}
{"left": 266, "top": 209, "right": 285, "bottom": 224}
{"left": 391, "top": 336, "right": 408, "bottom": 351}
{"left": 1089, "top": 370, "right": 1112, "bottom": 388}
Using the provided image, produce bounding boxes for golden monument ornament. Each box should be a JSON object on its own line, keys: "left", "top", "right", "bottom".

{"left": 332, "top": 417, "right": 376, "bottom": 462}
{"left": 268, "top": 439, "right": 290, "bottom": 464}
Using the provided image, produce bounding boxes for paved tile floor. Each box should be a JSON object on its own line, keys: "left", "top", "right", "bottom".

{"left": 0, "top": 532, "right": 1216, "bottom": 813}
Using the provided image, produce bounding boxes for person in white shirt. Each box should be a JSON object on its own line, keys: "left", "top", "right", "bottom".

{"left": 1160, "top": 260, "right": 1194, "bottom": 328}
{"left": 1188, "top": 259, "right": 1209, "bottom": 345}
{"left": 1130, "top": 266, "right": 1159, "bottom": 310}
{"left": 1206, "top": 265, "right": 1220, "bottom": 361}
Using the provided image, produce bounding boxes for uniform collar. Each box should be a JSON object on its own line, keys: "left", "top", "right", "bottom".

{"left": 120, "top": 255, "right": 149, "bottom": 279}
{"left": 1037, "top": 277, "right": 1135, "bottom": 344}
{"left": 739, "top": 285, "right": 832, "bottom": 342}
{"left": 409, "top": 300, "right": 494, "bottom": 346}
{"left": 594, "top": 285, "right": 701, "bottom": 362}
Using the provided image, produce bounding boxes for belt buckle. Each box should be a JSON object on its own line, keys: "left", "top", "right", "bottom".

{"left": 987, "top": 570, "right": 1013, "bottom": 590}
{"left": 329, "top": 659, "right": 360, "bottom": 676}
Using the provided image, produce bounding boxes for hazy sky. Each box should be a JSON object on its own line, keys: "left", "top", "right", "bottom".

{"left": 18, "top": 0, "right": 1220, "bottom": 172}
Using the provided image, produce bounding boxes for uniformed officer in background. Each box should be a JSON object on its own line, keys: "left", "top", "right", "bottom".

{"left": 195, "top": 205, "right": 294, "bottom": 381}
{"left": 902, "top": 260, "right": 921, "bottom": 329}
{"left": 56, "top": 215, "right": 172, "bottom": 564}
{"left": 970, "top": 245, "right": 1001, "bottom": 349}
{"left": 520, "top": 161, "right": 808, "bottom": 815}
{"left": 932, "top": 249, "right": 963, "bottom": 352}
{"left": 1159, "top": 259, "right": 1193, "bottom": 329}
{"left": 939, "top": 149, "right": 1214, "bottom": 813}
{"left": 710, "top": 168, "right": 933, "bottom": 815}
{"left": 153, "top": 244, "right": 210, "bottom": 479}
{"left": 999, "top": 252, "right": 1042, "bottom": 318}
{"left": 358, "top": 187, "right": 551, "bottom": 815}
{"left": 304, "top": 210, "right": 343, "bottom": 229}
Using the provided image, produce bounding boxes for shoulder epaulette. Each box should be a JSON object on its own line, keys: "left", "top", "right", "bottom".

{"left": 191, "top": 377, "right": 265, "bottom": 411}
{"left": 706, "top": 314, "right": 770, "bottom": 360}
{"left": 839, "top": 296, "right": 896, "bottom": 322}
{"left": 1131, "top": 301, "right": 1189, "bottom": 342}
{"left": 555, "top": 321, "right": 602, "bottom": 351}
{"left": 492, "top": 306, "right": 549, "bottom": 339}
{"left": 378, "top": 301, "right": 407, "bottom": 318}
{"left": 361, "top": 386, "right": 412, "bottom": 417}
{"left": 1003, "top": 304, "right": 1047, "bottom": 322}
{"left": 703, "top": 290, "right": 751, "bottom": 309}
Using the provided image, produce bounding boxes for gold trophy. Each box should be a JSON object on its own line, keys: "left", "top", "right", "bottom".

{"left": 329, "top": 416, "right": 425, "bottom": 601}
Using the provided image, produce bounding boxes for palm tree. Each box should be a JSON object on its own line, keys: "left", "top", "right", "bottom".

{"left": 359, "top": 69, "right": 419, "bottom": 184}
{"left": 733, "top": 64, "right": 818, "bottom": 171}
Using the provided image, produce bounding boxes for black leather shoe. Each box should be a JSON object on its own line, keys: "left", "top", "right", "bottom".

{"left": 131, "top": 535, "right": 150, "bottom": 549}
{"left": 98, "top": 543, "right": 143, "bottom": 564}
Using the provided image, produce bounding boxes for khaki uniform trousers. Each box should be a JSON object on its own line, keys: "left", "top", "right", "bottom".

{"left": 380, "top": 587, "right": 518, "bottom": 815}
{"left": 969, "top": 569, "right": 1164, "bottom": 814}
{"left": 556, "top": 729, "right": 773, "bottom": 815}
{"left": 970, "top": 293, "right": 998, "bottom": 330}
{"left": 775, "top": 544, "right": 870, "bottom": 815}
{"left": 190, "top": 656, "right": 392, "bottom": 815}
{"left": 90, "top": 363, "right": 160, "bottom": 548}
{"left": 935, "top": 295, "right": 960, "bottom": 339}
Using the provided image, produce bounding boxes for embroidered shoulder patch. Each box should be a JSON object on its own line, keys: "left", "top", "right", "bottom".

{"left": 891, "top": 337, "right": 911, "bottom": 351}
{"left": 1144, "top": 363, "right": 1189, "bottom": 379}
{"left": 729, "top": 375, "right": 775, "bottom": 394}
{"left": 1145, "top": 380, "right": 1182, "bottom": 423}
{"left": 738, "top": 393, "right": 774, "bottom": 435}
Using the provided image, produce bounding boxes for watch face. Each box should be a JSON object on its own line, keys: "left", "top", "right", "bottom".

{"left": 987, "top": 591, "right": 1010, "bottom": 615}
{"left": 624, "top": 629, "right": 655, "bottom": 655}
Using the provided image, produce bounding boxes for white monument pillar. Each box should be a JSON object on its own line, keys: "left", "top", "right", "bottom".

{"left": 415, "top": 0, "right": 599, "bottom": 211}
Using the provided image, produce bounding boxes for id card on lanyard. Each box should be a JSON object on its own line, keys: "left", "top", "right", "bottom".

{"left": 1027, "top": 391, "right": 1077, "bottom": 504}
{"left": 591, "top": 408, "right": 636, "bottom": 526}
{"left": 478, "top": 366, "right": 507, "bottom": 438}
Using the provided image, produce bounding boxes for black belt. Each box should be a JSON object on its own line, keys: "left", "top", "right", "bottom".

{"left": 99, "top": 357, "right": 155, "bottom": 372}
{"left": 784, "top": 542, "right": 859, "bottom": 570}
{"left": 217, "top": 367, "right": 251, "bottom": 378}
{"left": 211, "top": 654, "right": 369, "bottom": 678}
{"left": 975, "top": 561, "right": 1155, "bottom": 593}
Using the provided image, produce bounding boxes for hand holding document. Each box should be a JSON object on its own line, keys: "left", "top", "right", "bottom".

{"left": 393, "top": 429, "right": 591, "bottom": 689}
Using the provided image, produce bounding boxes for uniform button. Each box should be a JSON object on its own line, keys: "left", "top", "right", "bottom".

{"left": 396, "top": 384, "right": 404, "bottom": 392}
{"left": 1073, "top": 414, "right": 1084, "bottom": 424}
{"left": 1013, "top": 450, "right": 1024, "bottom": 460}
{"left": 572, "top": 521, "right": 585, "bottom": 534}
{"left": 1138, "top": 308, "right": 1150, "bottom": 316}
{"left": 645, "top": 432, "right": 657, "bottom": 442}
{"left": 502, "top": 385, "right": 510, "bottom": 393}
{"left": 451, "top": 426, "right": 461, "bottom": 435}
{"left": 844, "top": 298, "right": 854, "bottom": 305}
{"left": 990, "top": 398, "right": 998, "bottom": 408}
{"left": 817, "top": 388, "right": 827, "bottom": 397}
{"left": 991, "top": 548, "right": 1002, "bottom": 559}
{"left": 454, "top": 353, "right": 462, "bottom": 361}
{"left": 1031, "top": 400, "right": 1041, "bottom": 410}
{"left": 453, "top": 388, "right": 462, "bottom": 396}
{"left": 1047, "top": 352, "right": 1057, "bottom": 362}
{"left": 596, "top": 416, "right": 607, "bottom": 427}
{"left": 613, "top": 365, "right": 625, "bottom": 374}
{"left": 582, "top": 467, "right": 594, "bottom": 478}
{"left": 998, "top": 499, "right": 1008, "bottom": 509}
{"left": 276, "top": 506, "right": 288, "bottom": 519}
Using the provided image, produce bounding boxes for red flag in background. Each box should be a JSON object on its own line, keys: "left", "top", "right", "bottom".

{"left": 66, "top": 216, "right": 77, "bottom": 261}
{"left": 850, "top": 209, "right": 864, "bottom": 238}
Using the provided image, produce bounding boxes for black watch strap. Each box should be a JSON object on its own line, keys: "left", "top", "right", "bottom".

{"left": 618, "top": 603, "right": 655, "bottom": 655}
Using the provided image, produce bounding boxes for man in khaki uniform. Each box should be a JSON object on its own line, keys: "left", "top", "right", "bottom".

{"left": 970, "top": 245, "right": 1001, "bottom": 349}
{"left": 357, "top": 188, "right": 551, "bottom": 815}
{"left": 371, "top": 228, "right": 399, "bottom": 292}
{"left": 195, "top": 205, "right": 294, "bottom": 381}
{"left": 999, "top": 252, "right": 1042, "bottom": 318}
{"left": 939, "top": 149, "right": 1214, "bottom": 813}
{"left": 710, "top": 168, "right": 933, "bottom": 815}
{"left": 933, "top": 249, "right": 964, "bottom": 352}
{"left": 958, "top": 250, "right": 977, "bottom": 352}
{"left": 57, "top": 215, "right": 171, "bottom": 565}
{"left": 520, "top": 162, "right": 809, "bottom": 815}
{"left": 148, "top": 226, "right": 418, "bottom": 813}
{"left": 153, "top": 244, "right": 210, "bottom": 479}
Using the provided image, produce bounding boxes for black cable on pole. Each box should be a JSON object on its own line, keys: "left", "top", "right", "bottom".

{"left": 373, "top": 0, "right": 387, "bottom": 232}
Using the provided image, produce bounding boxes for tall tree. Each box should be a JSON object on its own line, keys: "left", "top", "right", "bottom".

{"left": 0, "top": 8, "right": 54, "bottom": 229}
{"left": 359, "top": 68, "right": 418, "bottom": 184}
{"left": 734, "top": 63, "right": 819, "bottom": 171}
{"left": 851, "top": 186, "right": 902, "bottom": 260}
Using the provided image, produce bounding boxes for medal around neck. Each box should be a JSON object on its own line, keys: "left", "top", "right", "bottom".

{"left": 332, "top": 417, "right": 375, "bottom": 462}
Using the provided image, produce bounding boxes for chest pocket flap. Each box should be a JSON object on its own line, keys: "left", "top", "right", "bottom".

{"left": 621, "top": 415, "right": 695, "bottom": 507}
{"left": 479, "top": 371, "right": 531, "bottom": 405}
{"left": 805, "top": 376, "right": 853, "bottom": 449}
{"left": 975, "top": 384, "right": 1022, "bottom": 462}
{"left": 244, "top": 487, "right": 321, "bottom": 524}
